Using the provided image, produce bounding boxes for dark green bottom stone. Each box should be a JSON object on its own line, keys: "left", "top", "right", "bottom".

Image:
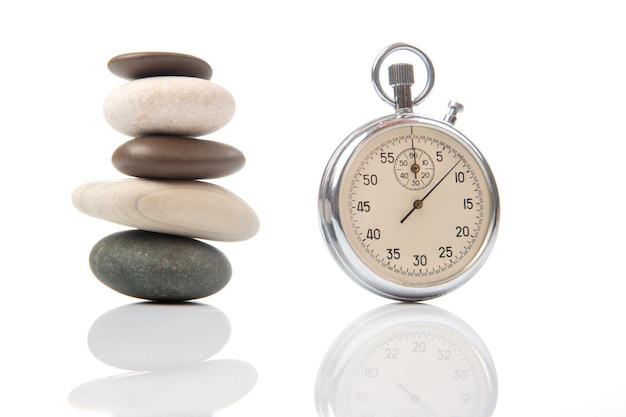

{"left": 89, "top": 230, "right": 231, "bottom": 301}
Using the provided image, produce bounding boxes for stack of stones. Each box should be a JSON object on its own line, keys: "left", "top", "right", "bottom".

{"left": 72, "top": 52, "right": 259, "bottom": 302}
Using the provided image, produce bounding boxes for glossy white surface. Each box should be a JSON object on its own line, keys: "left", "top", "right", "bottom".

{"left": 2, "top": 1, "right": 625, "bottom": 416}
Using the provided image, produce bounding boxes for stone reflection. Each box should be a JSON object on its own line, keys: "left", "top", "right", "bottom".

{"left": 315, "top": 303, "right": 498, "bottom": 417}
{"left": 69, "top": 302, "right": 256, "bottom": 416}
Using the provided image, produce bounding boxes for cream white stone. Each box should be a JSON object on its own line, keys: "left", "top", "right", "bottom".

{"left": 72, "top": 179, "right": 259, "bottom": 241}
{"left": 68, "top": 359, "right": 257, "bottom": 415}
{"left": 103, "top": 77, "right": 235, "bottom": 137}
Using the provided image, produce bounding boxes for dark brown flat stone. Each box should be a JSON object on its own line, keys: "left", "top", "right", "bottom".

{"left": 112, "top": 136, "right": 245, "bottom": 179}
{"left": 108, "top": 52, "right": 212, "bottom": 80}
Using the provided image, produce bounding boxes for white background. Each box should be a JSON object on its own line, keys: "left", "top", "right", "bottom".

{"left": 2, "top": 1, "right": 625, "bottom": 416}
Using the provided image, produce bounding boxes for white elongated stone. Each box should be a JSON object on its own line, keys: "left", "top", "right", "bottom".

{"left": 103, "top": 76, "right": 235, "bottom": 137}
{"left": 72, "top": 179, "right": 259, "bottom": 241}
{"left": 68, "top": 359, "right": 257, "bottom": 415}
{"left": 88, "top": 303, "right": 231, "bottom": 370}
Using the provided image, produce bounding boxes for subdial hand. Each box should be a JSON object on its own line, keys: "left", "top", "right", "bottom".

{"left": 412, "top": 139, "right": 419, "bottom": 180}
{"left": 399, "top": 159, "right": 461, "bottom": 224}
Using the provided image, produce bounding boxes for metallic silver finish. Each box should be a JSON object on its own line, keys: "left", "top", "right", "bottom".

{"left": 318, "top": 112, "right": 500, "bottom": 301}
{"left": 388, "top": 63, "right": 414, "bottom": 111}
{"left": 388, "top": 63, "right": 414, "bottom": 86}
{"left": 315, "top": 303, "right": 498, "bottom": 417}
{"left": 444, "top": 100, "right": 464, "bottom": 125}
{"left": 319, "top": 43, "right": 499, "bottom": 301}
{"left": 372, "top": 43, "right": 435, "bottom": 108}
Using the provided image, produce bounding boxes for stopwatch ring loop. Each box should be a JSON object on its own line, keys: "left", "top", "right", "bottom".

{"left": 371, "top": 43, "right": 435, "bottom": 107}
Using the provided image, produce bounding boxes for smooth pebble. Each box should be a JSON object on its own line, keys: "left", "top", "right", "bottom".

{"left": 112, "top": 136, "right": 245, "bottom": 179}
{"left": 103, "top": 77, "right": 235, "bottom": 137}
{"left": 72, "top": 179, "right": 259, "bottom": 241}
{"left": 108, "top": 51, "right": 212, "bottom": 80}
{"left": 89, "top": 230, "right": 232, "bottom": 301}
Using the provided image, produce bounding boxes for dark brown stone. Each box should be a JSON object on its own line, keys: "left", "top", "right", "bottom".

{"left": 107, "top": 52, "right": 212, "bottom": 80}
{"left": 112, "top": 136, "right": 245, "bottom": 179}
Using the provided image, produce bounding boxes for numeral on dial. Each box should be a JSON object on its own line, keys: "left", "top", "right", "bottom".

{"left": 380, "top": 152, "right": 394, "bottom": 163}
{"left": 357, "top": 201, "right": 371, "bottom": 212}
{"left": 455, "top": 226, "right": 470, "bottom": 237}
{"left": 413, "top": 255, "right": 428, "bottom": 266}
{"left": 363, "top": 174, "right": 378, "bottom": 185}
{"left": 366, "top": 229, "right": 381, "bottom": 240}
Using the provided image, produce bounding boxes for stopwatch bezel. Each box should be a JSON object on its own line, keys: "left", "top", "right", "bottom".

{"left": 318, "top": 112, "right": 499, "bottom": 301}
{"left": 314, "top": 303, "right": 499, "bottom": 417}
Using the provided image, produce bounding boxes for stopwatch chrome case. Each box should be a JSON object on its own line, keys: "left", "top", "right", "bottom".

{"left": 318, "top": 43, "right": 499, "bottom": 302}
{"left": 315, "top": 303, "right": 498, "bottom": 417}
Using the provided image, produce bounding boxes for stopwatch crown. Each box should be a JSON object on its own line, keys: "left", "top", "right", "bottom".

{"left": 388, "top": 63, "right": 414, "bottom": 112}
{"left": 388, "top": 63, "right": 414, "bottom": 87}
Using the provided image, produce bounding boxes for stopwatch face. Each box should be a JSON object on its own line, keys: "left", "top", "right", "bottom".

{"left": 336, "top": 322, "right": 492, "bottom": 417}
{"left": 314, "top": 303, "right": 498, "bottom": 417}
{"left": 320, "top": 114, "right": 498, "bottom": 300}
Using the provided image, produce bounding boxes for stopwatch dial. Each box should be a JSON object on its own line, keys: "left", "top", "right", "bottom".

{"left": 394, "top": 146, "right": 435, "bottom": 190}
{"left": 338, "top": 123, "right": 494, "bottom": 289}
{"left": 335, "top": 323, "right": 488, "bottom": 417}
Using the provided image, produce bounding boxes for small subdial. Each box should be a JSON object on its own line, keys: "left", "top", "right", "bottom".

{"left": 394, "top": 147, "right": 435, "bottom": 190}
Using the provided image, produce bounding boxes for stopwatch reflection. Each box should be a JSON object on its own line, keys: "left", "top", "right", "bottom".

{"left": 68, "top": 302, "right": 257, "bottom": 416}
{"left": 315, "top": 303, "right": 497, "bottom": 417}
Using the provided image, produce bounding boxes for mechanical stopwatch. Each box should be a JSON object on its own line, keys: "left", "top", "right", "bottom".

{"left": 319, "top": 43, "right": 499, "bottom": 301}
{"left": 315, "top": 303, "right": 498, "bottom": 417}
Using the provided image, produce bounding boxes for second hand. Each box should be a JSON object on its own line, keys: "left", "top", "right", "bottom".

{"left": 400, "top": 159, "right": 462, "bottom": 224}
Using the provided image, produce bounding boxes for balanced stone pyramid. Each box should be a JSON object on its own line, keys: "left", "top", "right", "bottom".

{"left": 72, "top": 52, "right": 259, "bottom": 302}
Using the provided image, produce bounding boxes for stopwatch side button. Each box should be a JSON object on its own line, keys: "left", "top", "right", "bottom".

{"left": 444, "top": 101, "right": 464, "bottom": 125}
